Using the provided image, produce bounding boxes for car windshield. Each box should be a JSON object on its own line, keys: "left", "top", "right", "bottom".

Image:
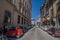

{"left": 9, "top": 27, "right": 16, "bottom": 30}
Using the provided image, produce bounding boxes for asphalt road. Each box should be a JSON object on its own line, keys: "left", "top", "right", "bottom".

{"left": 20, "top": 27, "right": 58, "bottom": 40}
{"left": 6, "top": 27, "right": 60, "bottom": 40}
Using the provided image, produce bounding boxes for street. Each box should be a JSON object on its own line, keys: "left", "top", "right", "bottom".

{"left": 3, "top": 26, "right": 60, "bottom": 40}
{"left": 19, "top": 27, "right": 60, "bottom": 40}
{"left": 0, "top": 0, "right": 60, "bottom": 40}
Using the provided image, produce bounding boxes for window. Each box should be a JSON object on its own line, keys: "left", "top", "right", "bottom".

{"left": 23, "top": 9, "right": 25, "bottom": 15}
{"left": 51, "top": 9, "right": 54, "bottom": 17}
{"left": 21, "top": 8, "right": 23, "bottom": 13}
{"left": 3, "top": 11, "right": 11, "bottom": 24}
{"left": 46, "top": 4, "right": 48, "bottom": 11}
{"left": 21, "top": 0, "right": 24, "bottom": 3}
{"left": 25, "top": 10, "right": 26, "bottom": 15}
{"left": 9, "top": 0, "right": 14, "bottom": 4}
{"left": 24, "top": 1, "right": 25, "bottom": 6}
{"left": 21, "top": 18, "right": 23, "bottom": 24}
{"left": 58, "top": 17, "right": 60, "bottom": 25}
{"left": 24, "top": 19, "right": 25, "bottom": 24}
{"left": 17, "top": 15, "right": 20, "bottom": 24}
{"left": 57, "top": 2, "right": 60, "bottom": 12}
{"left": 26, "top": 3, "right": 27, "bottom": 9}
{"left": 48, "top": 0, "right": 53, "bottom": 6}
{"left": 19, "top": 5, "right": 21, "bottom": 13}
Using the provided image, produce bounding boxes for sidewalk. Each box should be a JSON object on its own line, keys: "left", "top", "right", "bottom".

{"left": 38, "top": 28, "right": 58, "bottom": 40}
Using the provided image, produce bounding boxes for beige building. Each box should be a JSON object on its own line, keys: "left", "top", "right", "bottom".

{"left": 40, "top": 0, "right": 60, "bottom": 28}
{"left": 37, "top": 16, "right": 42, "bottom": 26}
{"left": 31, "top": 18, "right": 35, "bottom": 26}
{"left": 52, "top": 0, "right": 60, "bottom": 28}
{"left": 40, "top": 4, "right": 47, "bottom": 26}
{"left": 0, "top": 0, "right": 32, "bottom": 28}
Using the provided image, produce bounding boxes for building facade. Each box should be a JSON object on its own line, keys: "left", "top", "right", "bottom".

{"left": 40, "top": 0, "right": 60, "bottom": 28}
{"left": 40, "top": 4, "right": 47, "bottom": 26}
{"left": 0, "top": 0, "right": 32, "bottom": 28}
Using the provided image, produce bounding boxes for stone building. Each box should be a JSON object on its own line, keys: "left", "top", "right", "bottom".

{"left": 0, "top": 0, "right": 32, "bottom": 28}
{"left": 40, "top": 0, "right": 60, "bottom": 28}
{"left": 31, "top": 18, "right": 35, "bottom": 26}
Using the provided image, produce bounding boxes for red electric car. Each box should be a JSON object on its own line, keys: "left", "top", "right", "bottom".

{"left": 5, "top": 26, "right": 23, "bottom": 38}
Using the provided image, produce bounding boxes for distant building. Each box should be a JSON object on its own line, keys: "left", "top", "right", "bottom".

{"left": 31, "top": 18, "right": 35, "bottom": 26}
{"left": 37, "top": 16, "right": 42, "bottom": 27}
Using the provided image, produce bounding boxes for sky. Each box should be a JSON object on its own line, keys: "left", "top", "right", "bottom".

{"left": 31, "top": 0, "right": 44, "bottom": 21}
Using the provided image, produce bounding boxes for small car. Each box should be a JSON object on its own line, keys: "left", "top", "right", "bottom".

{"left": 47, "top": 28, "right": 55, "bottom": 35}
{"left": 20, "top": 26, "right": 28, "bottom": 33}
{"left": 54, "top": 28, "right": 60, "bottom": 37}
{"left": 5, "top": 26, "right": 23, "bottom": 39}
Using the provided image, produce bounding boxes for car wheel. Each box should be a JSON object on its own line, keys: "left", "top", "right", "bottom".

{"left": 16, "top": 35, "right": 20, "bottom": 39}
{"left": 52, "top": 34, "right": 55, "bottom": 37}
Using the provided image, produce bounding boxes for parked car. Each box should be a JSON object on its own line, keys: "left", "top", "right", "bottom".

{"left": 47, "top": 28, "right": 60, "bottom": 37}
{"left": 41, "top": 25, "right": 50, "bottom": 31}
{"left": 47, "top": 28, "right": 55, "bottom": 35}
{"left": 20, "top": 26, "right": 29, "bottom": 33}
{"left": 54, "top": 28, "right": 60, "bottom": 37}
{"left": 5, "top": 26, "right": 23, "bottom": 39}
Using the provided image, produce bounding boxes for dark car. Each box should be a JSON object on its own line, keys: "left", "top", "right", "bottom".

{"left": 48, "top": 28, "right": 60, "bottom": 37}
{"left": 54, "top": 28, "right": 60, "bottom": 37}
{"left": 20, "top": 26, "right": 28, "bottom": 33}
{"left": 47, "top": 28, "right": 55, "bottom": 35}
